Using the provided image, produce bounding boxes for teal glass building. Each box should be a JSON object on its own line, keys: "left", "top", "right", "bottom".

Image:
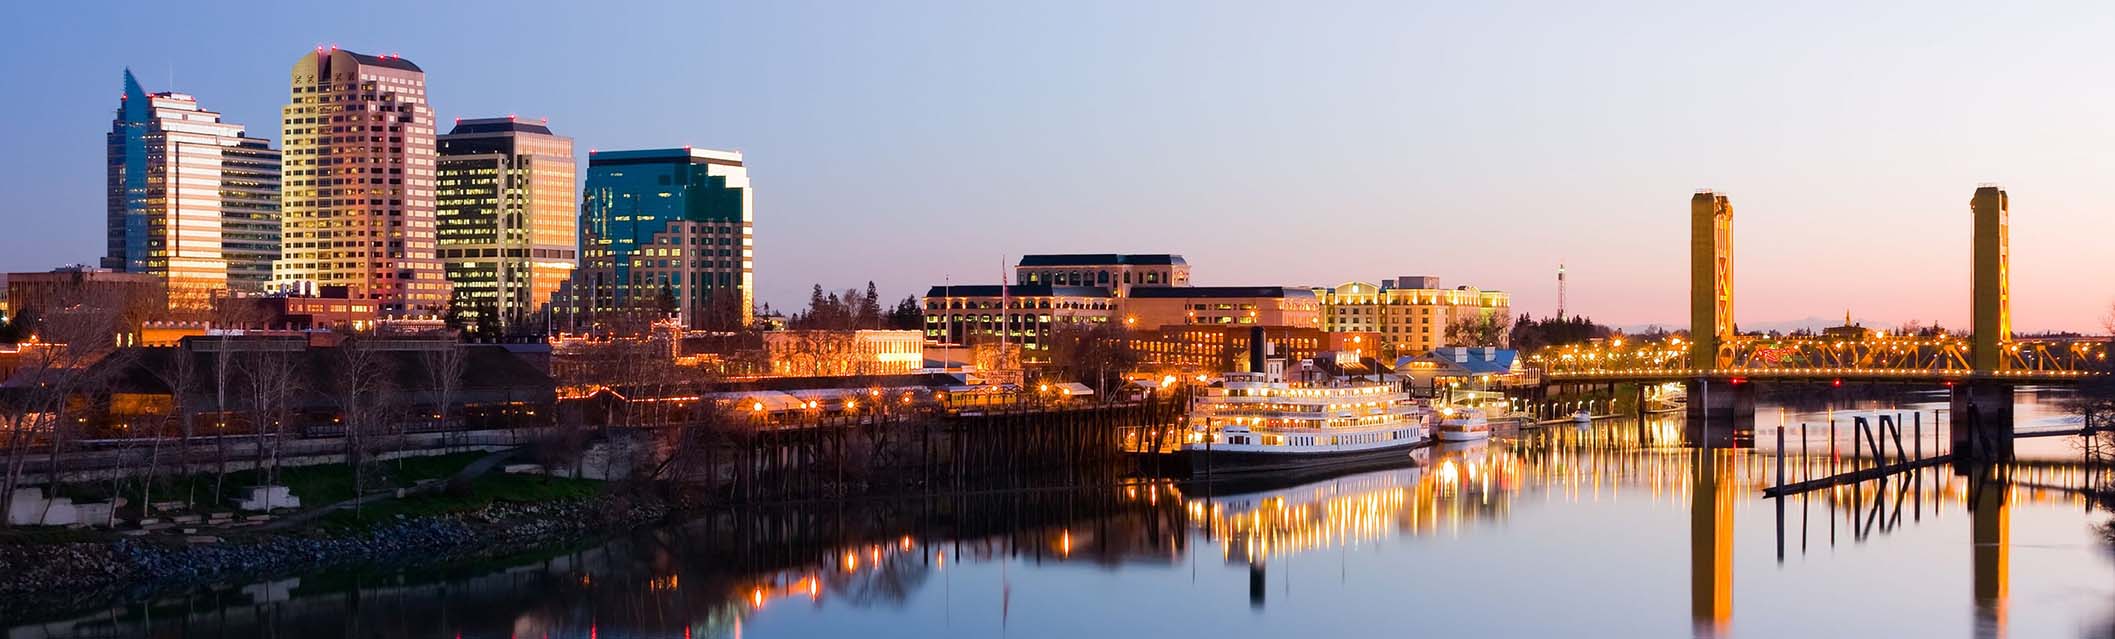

{"left": 577, "top": 148, "right": 752, "bottom": 329}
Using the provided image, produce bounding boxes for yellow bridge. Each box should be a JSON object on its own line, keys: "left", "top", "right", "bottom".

{"left": 1538, "top": 335, "right": 2107, "bottom": 383}
{"left": 1540, "top": 186, "right": 2107, "bottom": 385}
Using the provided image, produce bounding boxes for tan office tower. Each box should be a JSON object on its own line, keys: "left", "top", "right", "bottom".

{"left": 106, "top": 69, "right": 282, "bottom": 307}
{"left": 437, "top": 117, "right": 578, "bottom": 333}
{"left": 274, "top": 48, "right": 447, "bottom": 314}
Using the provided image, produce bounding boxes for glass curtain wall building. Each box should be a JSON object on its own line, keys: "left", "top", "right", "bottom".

{"left": 105, "top": 69, "right": 281, "bottom": 306}
{"left": 437, "top": 117, "right": 577, "bottom": 333}
{"left": 577, "top": 147, "right": 752, "bottom": 330}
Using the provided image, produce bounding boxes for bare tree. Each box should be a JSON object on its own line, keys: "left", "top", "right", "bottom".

{"left": 331, "top": 338, "right": 394, "bottom": 517}
{"left": 0, "top": 295, "right": 134, "bottom": 526}
{"left": 1045, "top": 321, "right": 1138, "bottom": 400}
{"left": 240, "top": 341, "right": 302, "bottom": 506}
{"left": 148, "top": 341, "right": 199, "bottom": 508}
{"left": 422, "top": 338, "right": 467, "bottom": 450}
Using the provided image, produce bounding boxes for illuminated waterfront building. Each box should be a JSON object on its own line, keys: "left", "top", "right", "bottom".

{"left": 272, "top": 48, "right": 448, "bottom": 315}
{"left": 105, "top": 70, "right": 281, "bottom": 305}
{"left": 1314, "top": 276, "right": 1511, "bottom": 355}
{"left": 437, "top": 118, "right": 577, "bottom": 332}
{"left": 762, "top": 330, "right": 926, "bottom": 376}
{"left": 920, "top": 284, "right": 1113, "bottom": 359}
{"left": 577, "top": 148, "right": 752, "bottom": 330}
{"left": 1122, "top": 286, "right": 1321, "bottom": 329}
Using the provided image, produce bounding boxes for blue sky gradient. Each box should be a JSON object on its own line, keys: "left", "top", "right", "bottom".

{"left": 2, "top": 1, "right": 2111, "bottom": 331}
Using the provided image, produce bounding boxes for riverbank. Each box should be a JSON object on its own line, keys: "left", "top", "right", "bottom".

{"left": 0, "top": 488, "right": 670, "bottom": 625}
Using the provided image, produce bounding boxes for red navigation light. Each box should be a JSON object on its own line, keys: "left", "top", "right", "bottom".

{"left": 1944, "top": 381, "right": 1956, "bottom": 388}
{"left": 1729, "top": 377, "right": 1747, "bottom": 385}
{"left": 508, "top": 113, "right": 517, "bottom": 120}
{"left": 1831, "top": 379, "right": 1842, "bottom": 388}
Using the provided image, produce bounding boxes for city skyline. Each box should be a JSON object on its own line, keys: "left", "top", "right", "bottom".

{"left": 5, "top": 2, "right": 2114, "bottom": 331}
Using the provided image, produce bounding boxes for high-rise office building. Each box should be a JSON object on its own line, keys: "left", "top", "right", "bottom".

{"left": 273, "top": 48, "right": 447, "bottom": 314}
{"left": 436, "top": 117, "right": 577, "bottom": 333}
{"left": 577, "top": 147, "right": 753, "bottom": 330}
{"left": 105, "top": 69, "right": 281, "bottom": 305}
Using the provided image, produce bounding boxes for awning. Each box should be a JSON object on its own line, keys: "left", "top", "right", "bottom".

{"left": 1055, "top": 382, "right": 1095, "bottom": 396}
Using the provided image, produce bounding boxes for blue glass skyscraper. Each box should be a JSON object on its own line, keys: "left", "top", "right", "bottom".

{"left": 577, "top": 148, "right": 752, "bottom": 329}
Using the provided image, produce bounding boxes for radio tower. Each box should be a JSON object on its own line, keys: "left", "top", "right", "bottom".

{"left": 1556, "top": 262, "right": 1567, "bottom": 319}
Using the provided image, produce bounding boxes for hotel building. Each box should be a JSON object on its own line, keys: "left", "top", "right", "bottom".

{"left": 577, "top": 147, "right": 753, "bottom": 329}
{"left": 105, "top": 70, "right": 281, "bottom": 305}
{"left": 273, "top": 48, "right": 448, "bottom": 315}
{"left": 1314, "top": 276, "right": 1511, "bottom": 356}
{"left": 437, "top": 117, "right": 577, "bottom": 332}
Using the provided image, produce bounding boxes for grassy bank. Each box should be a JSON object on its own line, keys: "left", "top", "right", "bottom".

{"left": 33, "top": 452, "right": 604, "bottom": 534}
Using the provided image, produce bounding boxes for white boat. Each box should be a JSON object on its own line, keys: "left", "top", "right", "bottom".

{"left": 1572, "top": 410, "right": 1593, "bottom": 425}
{"left": 1435, "top": 407, "right": 1492, "bottom": 441}
{"left": 1183, "top": 371, "right": 1432, "bottom": 475}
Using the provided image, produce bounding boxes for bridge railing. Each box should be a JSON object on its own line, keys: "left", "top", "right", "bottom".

{"left": 1532, "top": 336, "right": 2108, "bottom": 379}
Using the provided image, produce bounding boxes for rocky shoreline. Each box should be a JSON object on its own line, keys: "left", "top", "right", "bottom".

{"left": 0, "top": 493, "right": 670, "bottom": 625}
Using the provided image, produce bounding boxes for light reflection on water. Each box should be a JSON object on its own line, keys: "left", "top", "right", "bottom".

{"left": 13, "top": 392, "right": 2115, "bottom": 639}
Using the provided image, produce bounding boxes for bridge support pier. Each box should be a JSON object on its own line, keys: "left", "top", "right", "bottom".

{"left": 1950, "top": 382, "right": 2015, "bottom": 460}
{"left": 1685, "top": 379, "right": 1754, "bottom": 448}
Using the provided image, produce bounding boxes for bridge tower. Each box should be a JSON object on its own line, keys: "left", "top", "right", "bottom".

{"left": 1970, "top": 185, "right": 2010, "bottom": 371}
{"left": 1956, "top": 185, "right": 2015, "bottom": 459}
{"left": 1690, "top": 191, "right": 1734, "bottom": 370}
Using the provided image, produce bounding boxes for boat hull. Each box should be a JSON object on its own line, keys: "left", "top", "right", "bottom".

{"left": 1437, "top": 430, "right": 1491, "bottom": 442}
{"left": 1183, "top": 439, "right": 1429, "bottom": 477}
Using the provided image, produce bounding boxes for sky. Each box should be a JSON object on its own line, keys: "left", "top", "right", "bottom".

{"left": 2, "top": 1, "right": 2111, "bottom": 333}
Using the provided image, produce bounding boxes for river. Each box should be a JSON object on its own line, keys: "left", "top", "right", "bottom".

{"left": 12, "top": 389, "right": 2113, "bottom": 638}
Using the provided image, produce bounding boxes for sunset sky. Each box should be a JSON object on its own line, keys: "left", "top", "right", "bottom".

{"left": 4, "top": 1, "right": 2112, "bottom": 332}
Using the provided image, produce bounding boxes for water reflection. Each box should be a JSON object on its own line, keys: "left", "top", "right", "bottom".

{"left": 12, "top": 402, "right": 2114, "bottom": 638}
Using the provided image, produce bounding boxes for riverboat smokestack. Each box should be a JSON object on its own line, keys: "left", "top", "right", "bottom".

{"left": 1249, "top": 326, "right": 1266, "bottom": 373}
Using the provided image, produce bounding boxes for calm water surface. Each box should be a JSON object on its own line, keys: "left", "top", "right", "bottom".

{"left": 16, "top": 390, "right": 2115, "bottom": 638}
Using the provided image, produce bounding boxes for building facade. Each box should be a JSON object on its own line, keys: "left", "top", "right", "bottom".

{"left": 5, "top": 267, "right": 167, "bottom": 342}
{"left": 106, "top": 70, "right": 281, "bottom": 306}
{"left": 1123, "top": 286, "right": 1321, "bottom": 329}
{"left": 1128, "top": 325, "right": 1328, "bottom": 372}
{"left": 762, "top": 330, "right": 925, "bottom": 376}
{"left": 921, "top": 284, "right": 1113, "bottom": 360}
{"left": 1314, "top": 276, "right": 1511, "bottom": 356}
{"left": 437, "top": 118, "right": 577, "bottom": 333}
{"left": 1014, "top": 254, "right": 1188, "bottom": 296}
{"left": 273, "top": 48, "right": 447, "bottom": 315}
{"left": 577, "top": 148, "right": 752, "bottom": 330}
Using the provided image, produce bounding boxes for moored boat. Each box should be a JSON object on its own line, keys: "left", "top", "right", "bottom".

{"left": 1435, "top": 407, "right": 1492, "bottom": 441}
